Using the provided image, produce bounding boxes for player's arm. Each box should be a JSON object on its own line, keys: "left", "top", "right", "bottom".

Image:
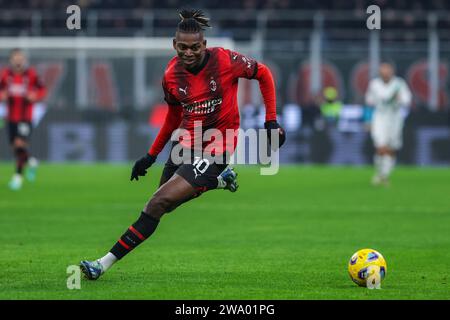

{"left": 253, "top": 62, "right": 286, "bottom": 148}
{"left": 27, "top": 69, "right": 47, "bottom": 103}
{"left": 365, "top": 80, "right": 378, "bottom": 107}
{"left": 130, "top": 78, "right": 183, "bottom": 181}
{"left": 228, "top": 50, "right": 285, "bottom": 149}
{"left": 130, "top": 106, "right": 182, "bottom": 181}
{"left": 398, "top": 80, "right": 412, "bottom": 107}
{"left": 147, "top": 105, "right": 183, "bottom": 157}
{"left": 0, "top": 70, "right": 8, "bottom": 102}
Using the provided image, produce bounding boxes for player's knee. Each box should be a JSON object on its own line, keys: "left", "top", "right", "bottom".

{"left": 13, "top": 138, "right": 26, "bottom": 148}
{"left": 377, "top": 147, "right": 388, "bottom": 155}
{"left": 14, "top": 145, "right": 28, "bottom": 157}
{"left": 144, "top": 195, "right": 175, "bottom": 218}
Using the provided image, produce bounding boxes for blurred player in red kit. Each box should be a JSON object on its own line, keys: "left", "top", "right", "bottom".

{"left": 80, "top": 9, "right": 286, "bottom": 279}
{"left": 0, "top": 49, "right": 47, "bottom": 190}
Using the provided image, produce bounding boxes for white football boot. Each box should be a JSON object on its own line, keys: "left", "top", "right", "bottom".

{"left": 26, "top": 157, "right": 39, "bottom": 182}
{"left": 8, "top": 174, "right": 23, "bottom": 191}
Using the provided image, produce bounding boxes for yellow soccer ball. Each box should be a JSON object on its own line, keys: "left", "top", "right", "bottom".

{"left": 348, "top": 249, "right": 387, "bottom": 287}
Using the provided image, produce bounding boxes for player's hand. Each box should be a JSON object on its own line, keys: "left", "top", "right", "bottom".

{"left": 27, "top": 91, "right": 37, "bottom": 103}
{"left": 130, "top": 154, "right": 156, "bottom": 181}
{"left": 0, "top": 90, "right": 8, "bottom": 101}
{"left": 264, "top": 120, "right": 286, "bottom": 150}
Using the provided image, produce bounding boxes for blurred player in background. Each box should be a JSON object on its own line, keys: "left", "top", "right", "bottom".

{"left": 80, "top": 9, "right": 285, "bottom": 280}
{"left": 365, "top": 63, "right": 412, "bottom": 186}
{"left": 0, "top": 49, "right": 47, "bottom": 190}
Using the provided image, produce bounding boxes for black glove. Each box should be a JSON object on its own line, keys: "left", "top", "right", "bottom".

{"left": 130, "top": 154, "right": 157, "bottom": 181}
{"left": 264, "top": 120, "right": 286, "bottom": 150}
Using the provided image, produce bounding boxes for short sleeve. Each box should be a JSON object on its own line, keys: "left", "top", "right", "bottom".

{"left": 162, "top": 76, "right": 180, "bottom": 107}
{"left": 228, "top": 50, "right": 258, "bottom": 80}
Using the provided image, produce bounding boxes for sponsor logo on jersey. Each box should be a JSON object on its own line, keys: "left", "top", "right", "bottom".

{"left": 182, "top": 97, "right": 222, "bottom": 114}
{"left": 8, "top": 83, "right": 27, "bottom": 96}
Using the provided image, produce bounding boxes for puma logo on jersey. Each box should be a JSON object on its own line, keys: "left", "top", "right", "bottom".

{"left": 193, "top": 168, "right": 201, "bottom": 179}
{"left": 179, "top": 86, "right": 188, "bottom": 95}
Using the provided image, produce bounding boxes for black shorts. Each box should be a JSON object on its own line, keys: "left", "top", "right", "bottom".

{"left": 8, "top": 121, "right": 32, "bottom": 144}
{"left": 161, "top": 143, "right": 229, "bottom": 194}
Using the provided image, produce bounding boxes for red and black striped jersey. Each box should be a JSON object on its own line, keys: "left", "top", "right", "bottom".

{"left": 148, "top": 46, "right": 277, "bottom": 157}
{"left": 161, "top": 47, "right": 258, "bottom": 154}
{"left": 0, "top": 67, "right": 47, "bottom": 123}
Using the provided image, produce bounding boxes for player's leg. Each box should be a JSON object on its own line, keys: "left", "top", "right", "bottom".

{"left": 160, "top": 146, "right": 238, "bottom": 191}
{"left": 80, "top": 154, "right": 234, "bottom": 279}
{"left": 161, "top": 163, "right": 238, "bottom": 192}
{"left": 107, "top": 174, "right": 198, "bottom": 260}
{"left": 371, "top": 114, "right": 389, "bottom": 185}
{"left": 80, "top": 172, "right": 199, "bottom": 280}
{"left": 8, "top": 122, "right": 29, "bottom": 190}
{"left": 107, "top": 157, "right": 231, "bottom": 262}
{"left": 373, "top": 147, "right": 392, "bottom": 186}
{"left": 25, "top": 156, "right": 39, "bottom": 182}
{"left": 8, "top": 121, "right": 35, "bottom": 189}
{"left": 80, "top": 150, "right": 179, "bottom": 279}
{"left": 380, "top": 148, "right": 396, "bottom": 185}
{"left": 145, "top": 173, "right": 200, "bottom": 217}
{"left": 158, "top": 149, "right": 182, "bottom": 187}
{"left": 20, "top": 121, "right": 38, "bottom": 182}
{"left": 380, "top": 115, "right": 404, "bottom": 184}
{"left": 9, "top": 142, "right": 27, "bottom": 190}
{"left": 373, "top": 148, "right": 383, "bottom": 185}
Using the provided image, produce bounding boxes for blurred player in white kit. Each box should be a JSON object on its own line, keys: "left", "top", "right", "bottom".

{"left": 365, "top": 63, "right": 412, "bottom": 186}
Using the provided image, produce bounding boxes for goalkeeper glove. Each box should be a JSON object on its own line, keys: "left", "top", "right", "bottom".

{"left": 130, "top": 153, "right": 157, "bottom": 181}
{"left": 264, "top": 120, "right": 286, "bottom": 150}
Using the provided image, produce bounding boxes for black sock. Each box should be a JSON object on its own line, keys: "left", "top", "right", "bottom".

{"left": 14, "top": 147, "right": 29, "bottom": 174}
{"left": 110, "top": 212, "right": 160, "bottom": 260}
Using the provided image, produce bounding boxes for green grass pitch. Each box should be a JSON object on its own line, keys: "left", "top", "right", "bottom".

{"left": 0, "top": 163, "right": 449, "bottom": 299}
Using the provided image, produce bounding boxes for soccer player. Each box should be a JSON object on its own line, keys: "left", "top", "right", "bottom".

{"left": 365, "top": 63, "right": 412, "bottom": 186}
{"left": 0, "top": 49, "right": 47, "bottom": 190}
{"left": 80, "top": 9, "right": 286, "bottom": 280}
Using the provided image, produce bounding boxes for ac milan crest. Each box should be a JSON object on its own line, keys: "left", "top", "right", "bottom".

{"left": 210, "top": 78, "right": 217, "bottom": 92}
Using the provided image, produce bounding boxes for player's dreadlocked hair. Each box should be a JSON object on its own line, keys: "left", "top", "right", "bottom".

{"left": 177, "top": 9, "right": 211, "bottom": 33}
